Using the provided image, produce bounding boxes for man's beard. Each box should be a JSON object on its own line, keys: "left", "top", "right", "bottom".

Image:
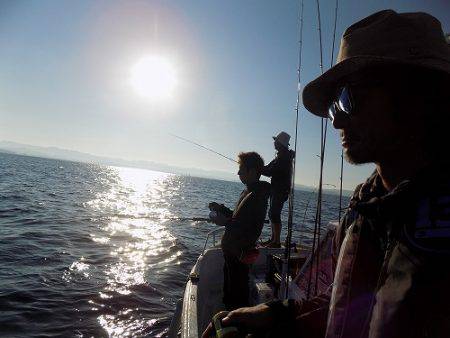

{"left": 342, "top": 137, "right": 379, "bottom": 165}
{"left": 343, "top": 135, "right": 401, "bottom": 165}
{"left": 344, "top": 146, "right": 373, "bottom": 164}
{"left": 341, "top": 130, "right": 374, "bottom": 164}
{"left": 344, "top": 151, "right": 368, "bottom": 164}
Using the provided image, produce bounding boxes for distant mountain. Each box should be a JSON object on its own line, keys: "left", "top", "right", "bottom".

{"left": 0, "top": 140, "right": 240, "bottom": 181}
{"left": 0, "top": 140, "right": 352, "bottom": 196}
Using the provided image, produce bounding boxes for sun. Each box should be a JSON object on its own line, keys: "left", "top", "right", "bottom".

{"left": 130, "top": 56, "right": 177, "bottom": 101}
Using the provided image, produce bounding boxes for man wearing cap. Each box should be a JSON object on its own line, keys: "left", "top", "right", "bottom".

{"left": 202, "top": 9, "right": 450, "bottom": 338}
{"left": 261, "top": 131, "right": 295, "bottom": 247}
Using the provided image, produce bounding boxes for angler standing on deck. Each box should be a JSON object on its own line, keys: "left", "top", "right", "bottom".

{"left": 203, "top": 9, "right": 450, "bottom": 338}
{"left": 261, "top": 131, "right": 294, "bottom": 248}
{"left": 209, "top": 152, "right": 270, "bottom": 310}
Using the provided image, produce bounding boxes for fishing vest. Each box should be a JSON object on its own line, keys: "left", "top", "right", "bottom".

{"left": 326, "top": 171, "right": 450, "bottom": 338}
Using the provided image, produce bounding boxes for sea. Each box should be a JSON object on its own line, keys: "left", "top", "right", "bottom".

{"left": 0, "top": 152, "right": 348, "bottom": 337}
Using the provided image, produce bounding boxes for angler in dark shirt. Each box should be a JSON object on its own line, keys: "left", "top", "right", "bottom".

{"left": 261, "top": 131, "right": 294, "bottom": 247}
{"left": 209, "top": 151, "right": 270, "bottom": 310}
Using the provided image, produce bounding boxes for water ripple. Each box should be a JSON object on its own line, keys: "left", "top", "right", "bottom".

{"left": 0, "top": 152, "right": 348, "bottom": 337}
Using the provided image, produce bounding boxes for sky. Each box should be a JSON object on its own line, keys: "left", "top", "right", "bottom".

{"left": 1, "top": 0, "right": 449, "bottom": 191}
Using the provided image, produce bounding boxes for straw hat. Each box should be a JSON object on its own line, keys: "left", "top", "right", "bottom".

{"left": 273, "top": 131, "right": 290, "bottom": 148}
{"left": 302, "top": 10, "right": 450, "bottom": 117}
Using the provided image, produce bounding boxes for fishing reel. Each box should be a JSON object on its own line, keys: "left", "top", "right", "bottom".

{"left": 210, "top": 311, "right": 270, "bottom": 338}
{"left": 208, "top": 202, "right": 230, "bottom": 224}
{"left": 210, "top": 311, "right": 243, "bottom": 338}
{"left": 209, "top": 210, "right": 219, "bottom": 220}
{"left": 208, "top": 202, "right": 229, "bottom": 214}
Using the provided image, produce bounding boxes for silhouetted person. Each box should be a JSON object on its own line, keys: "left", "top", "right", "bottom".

{"left": 209, "top": 152, "right": 270, "bottom": 310}
{"left": 261, "top": 131, "right": 294, "bottom": 248}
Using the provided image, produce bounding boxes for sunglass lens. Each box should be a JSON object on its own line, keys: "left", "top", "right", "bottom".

{"left": 337, "top": 86, "right": 352, "bottom": 114}
{"left": 328, "top": 104, "right": 337, "bottom": 121}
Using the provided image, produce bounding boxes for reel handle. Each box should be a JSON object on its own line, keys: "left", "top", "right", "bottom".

{"left": 212, "top": 311, "right": 241, "bottom": 338}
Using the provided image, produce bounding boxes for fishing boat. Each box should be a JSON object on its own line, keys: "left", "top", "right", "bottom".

{"left": 168, "top": 222, "right": 337, "bottom": 337}
{"left": 169, "top": 0, "right": 344, "bottom": 336}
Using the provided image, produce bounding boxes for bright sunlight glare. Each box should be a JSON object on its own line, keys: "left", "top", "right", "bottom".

{"left": 130, "top": 56, "right": 177, "bottom": 101}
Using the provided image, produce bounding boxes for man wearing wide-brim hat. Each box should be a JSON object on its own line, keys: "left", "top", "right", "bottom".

{"left": 202, "top": 9, "right": 450, "bottom": 338}
{"left": 261, "top": 131, "right": 295, "bottom": 248}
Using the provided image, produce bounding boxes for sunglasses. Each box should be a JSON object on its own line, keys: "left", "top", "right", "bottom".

{"left": 327, "top": 86, "right": 354, "bottom": 122}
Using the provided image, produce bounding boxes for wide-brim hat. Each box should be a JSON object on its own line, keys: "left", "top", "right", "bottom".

{"left": 273, "top": 131, "right": 290, "bottom": 148}
{"left": 303, "top": 10, "right": 450, "bottom": 117}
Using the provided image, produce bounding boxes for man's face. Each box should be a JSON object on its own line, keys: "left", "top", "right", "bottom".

{"left": 238, "top": 164, "right": 256, "bottom": 185}
{"left": 274, "top": 140, "right": 282, "bottom": 151}
{"left": 331, "top": 81, "right": 402, "bottom": 164}
{"left": 238, "top": 164, "right": 249, "bottom": 184}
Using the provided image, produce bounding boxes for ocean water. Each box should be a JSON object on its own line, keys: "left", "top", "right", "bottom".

{"left": 0, "top": 152, "right": 348, "bottom": 337}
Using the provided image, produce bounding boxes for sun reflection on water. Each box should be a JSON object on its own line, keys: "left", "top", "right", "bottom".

{"left": 85, "top": 166, "right": 180, "bottom": 336}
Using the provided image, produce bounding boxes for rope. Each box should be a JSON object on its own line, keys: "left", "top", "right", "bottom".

{"left": 284, "top": 0, "right": 305, "bottom": 299}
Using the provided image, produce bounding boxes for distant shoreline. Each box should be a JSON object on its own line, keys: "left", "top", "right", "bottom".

{"left": 0, "top": 142, "right": 353, "bottom": 197}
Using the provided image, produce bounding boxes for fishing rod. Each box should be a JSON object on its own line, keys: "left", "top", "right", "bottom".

{"left": 113, "top": 214, "right": 211, "bottom": 222}
{"left": 307, "top": 0, "right": 340, "bottom": 300}
{"left": 114, "top": 214, "right": 270, "bottom": 224}
{"left": 148, "top": 216, "right": 270, "bottom": 224}
{"left": 282, "top": 0, "right": 305, "bottom": 300}
{"left": 308, "top": 0, "right": 327, "bottom": 300}
{"left": 169, "top": 133, "right": 238, "bottom": 163}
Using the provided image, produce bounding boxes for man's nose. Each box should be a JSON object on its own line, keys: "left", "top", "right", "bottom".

{"left": 331, "top": 110, "right": 350, "bottom": 129}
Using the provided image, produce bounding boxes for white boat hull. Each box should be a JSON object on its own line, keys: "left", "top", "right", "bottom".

{"left": 169, "top": 222, "right": 337, "bottom": 338}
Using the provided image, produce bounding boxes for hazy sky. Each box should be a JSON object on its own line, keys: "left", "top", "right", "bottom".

{"left": 1, "top": 0, "right": 449, "bottom": 190}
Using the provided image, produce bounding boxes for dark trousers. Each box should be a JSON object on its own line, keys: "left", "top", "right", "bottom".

{"left": 223, "top": 254, "right": 250, "bottom": 311}
{"left": 268, "top": 192, "right": 289, "bottom": 223}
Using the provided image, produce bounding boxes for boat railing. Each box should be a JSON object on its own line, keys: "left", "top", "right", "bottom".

{"left": 202, "top": 227, "right": 225, "bottom": 254}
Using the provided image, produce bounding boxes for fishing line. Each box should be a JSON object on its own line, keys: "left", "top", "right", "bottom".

{"left": 169, "top": 133, "right": 238, "bottom": 163}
